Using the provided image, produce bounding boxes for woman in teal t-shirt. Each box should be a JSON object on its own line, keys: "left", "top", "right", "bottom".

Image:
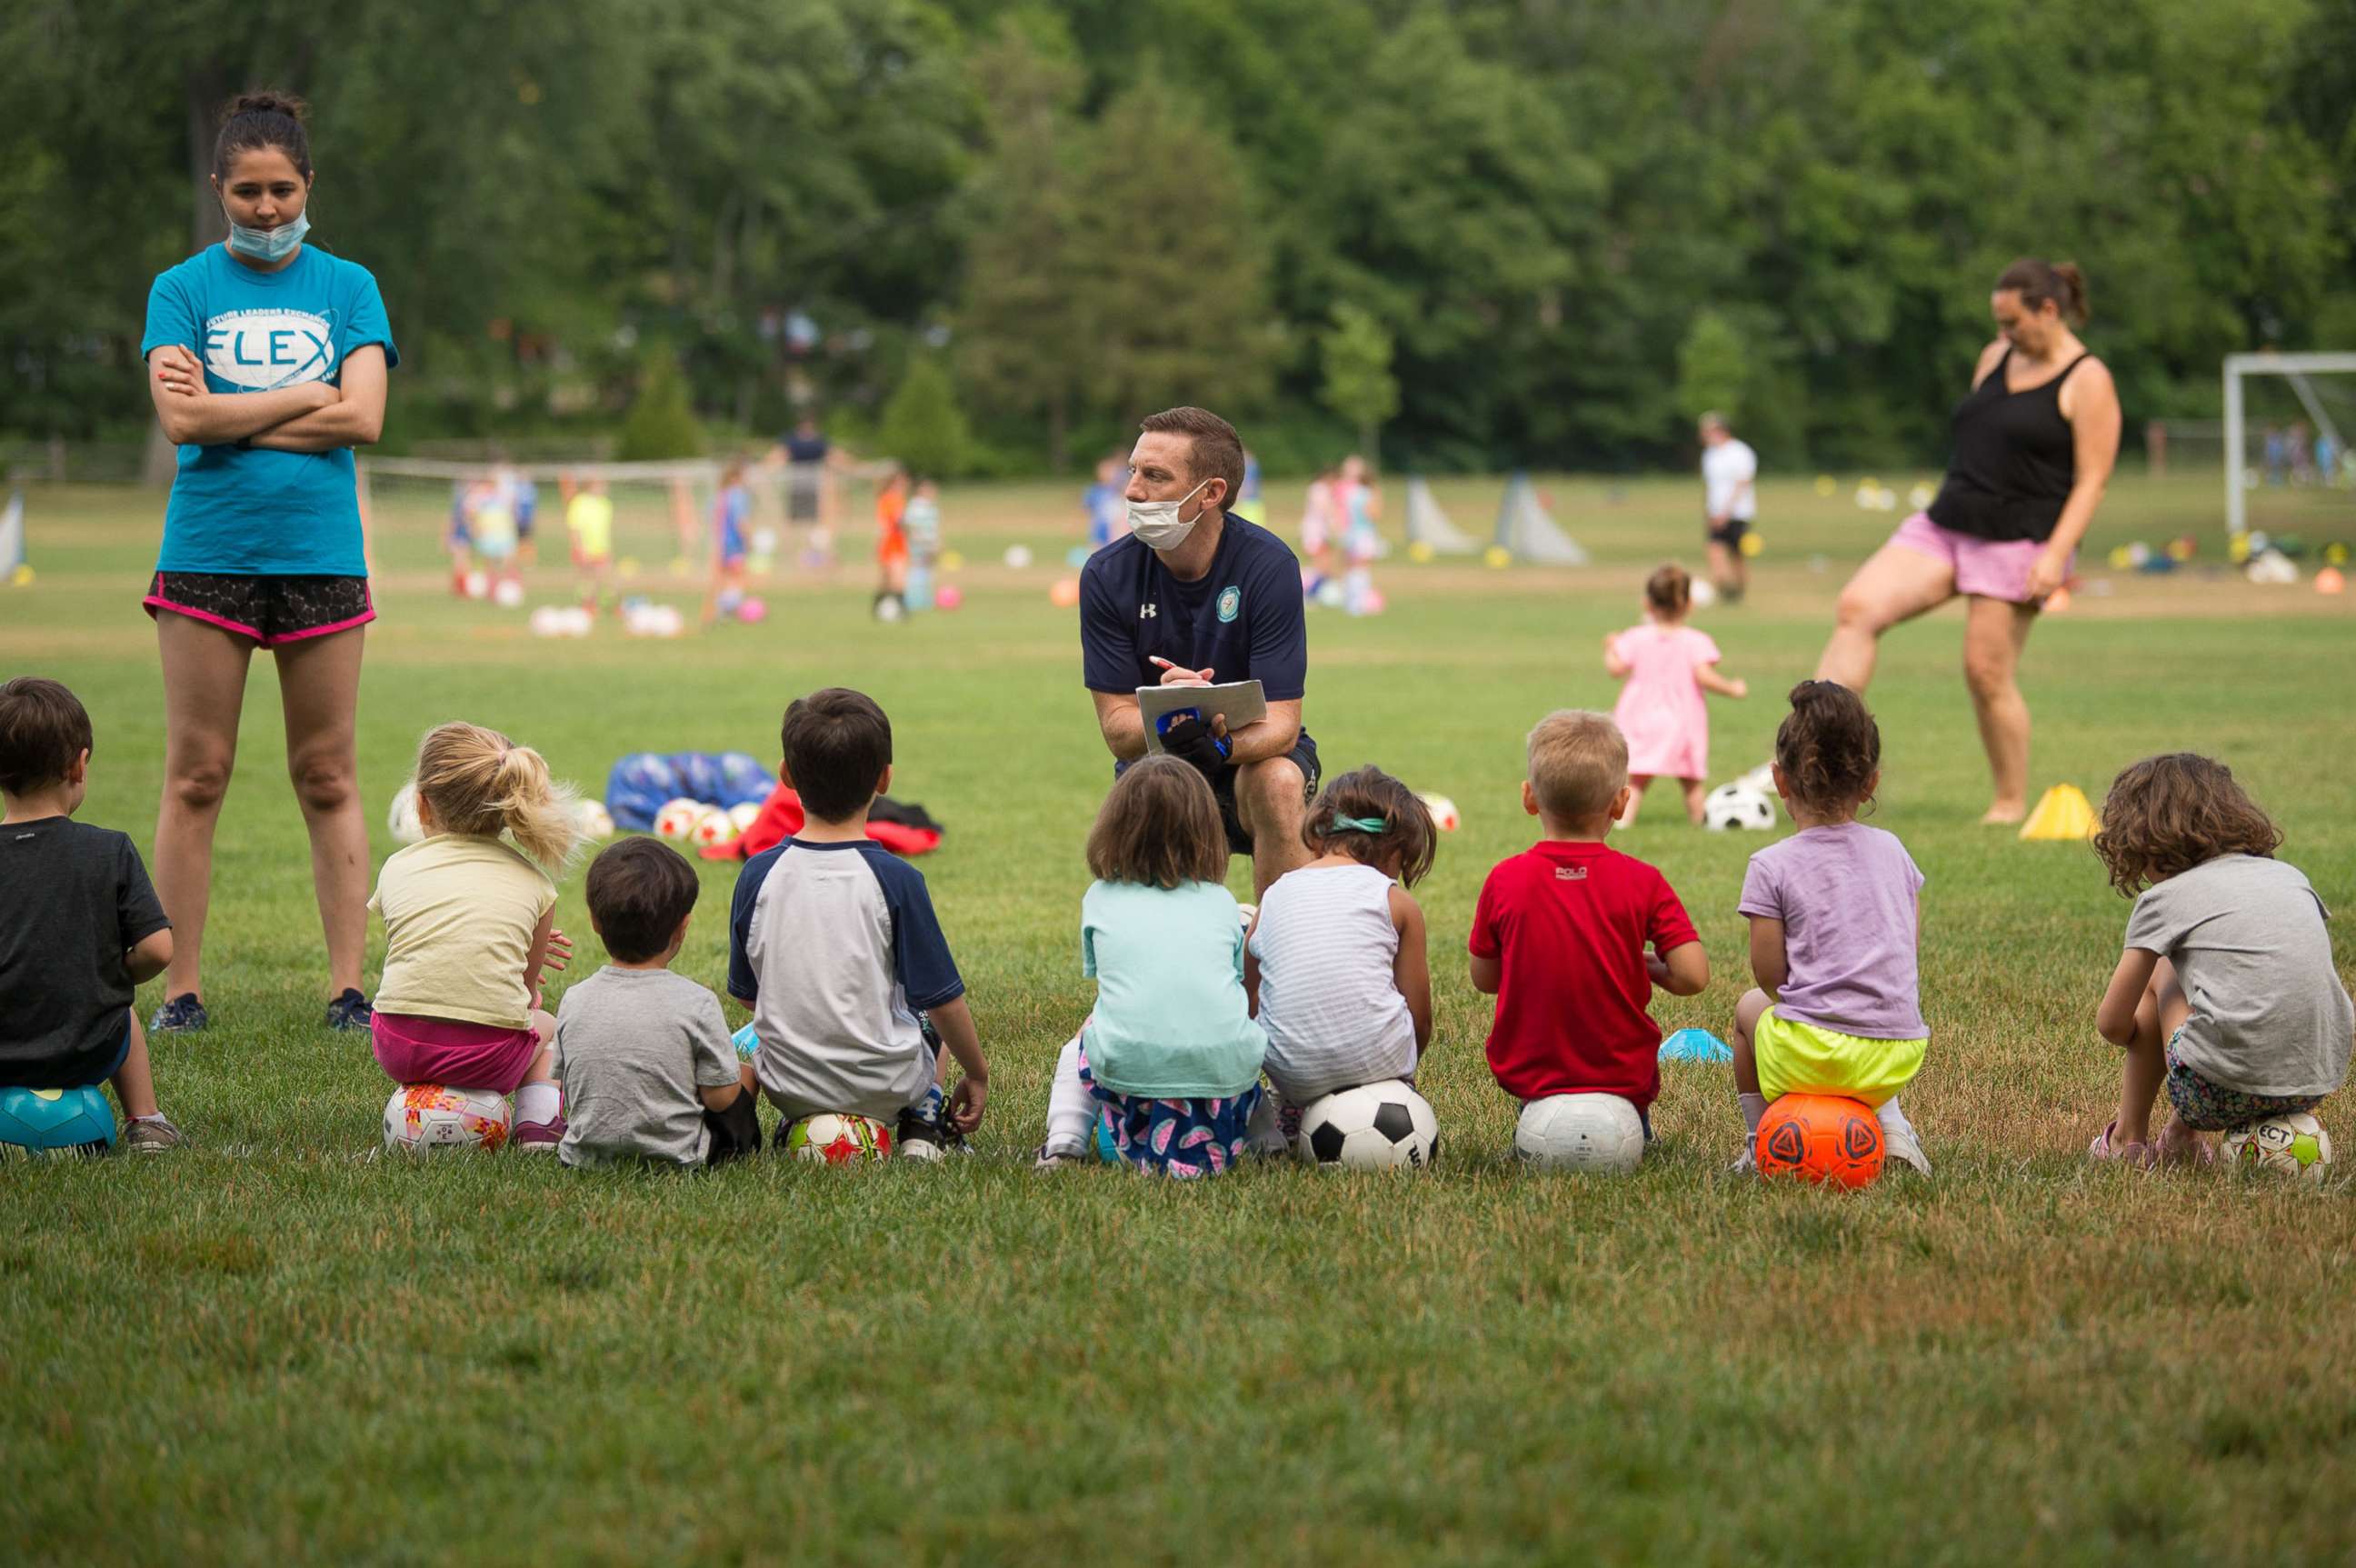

{"left": 1033, "top": 755, "right": 1267, "bottom": 1175}
{"left": 138, "top": 92, "right": 397, "bottom": 1036}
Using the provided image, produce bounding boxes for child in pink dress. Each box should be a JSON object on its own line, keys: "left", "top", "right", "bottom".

{"left": 1604, "top": 564, "right": 1747, "bottom": 824}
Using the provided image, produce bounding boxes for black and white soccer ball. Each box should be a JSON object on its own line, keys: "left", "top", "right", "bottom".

{"left": 1704, "top": 783, "right": 1777, "bottom": 832}
{"left": 1296, "top": 1080, "right": 1440, "bottom": 1171}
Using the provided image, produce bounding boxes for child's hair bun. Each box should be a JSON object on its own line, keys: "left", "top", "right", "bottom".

{"left": 230, "top": 90, "right": 308, "bottom": 122}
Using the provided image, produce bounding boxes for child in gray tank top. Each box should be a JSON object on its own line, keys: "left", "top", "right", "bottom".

{"left": 1243, "top": 767, "right": 1437, "bottom": 1144}
{"left": 2089, "top": 754, "right": 2352, "bottom": 1167}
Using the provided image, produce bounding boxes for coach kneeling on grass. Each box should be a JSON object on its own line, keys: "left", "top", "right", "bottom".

{"left": 1082, "top": 407, "right": 1315, "bottom": 898}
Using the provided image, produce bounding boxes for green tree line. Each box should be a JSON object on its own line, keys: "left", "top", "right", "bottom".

{"left": 4, "top": 0, "right": 2351, "bottom": 472}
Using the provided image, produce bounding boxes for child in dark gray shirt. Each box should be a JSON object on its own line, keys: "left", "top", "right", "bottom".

{"left": 554, "top": 838, "right": 758, "bottom": 1168}
{"left": 2089, "top": 754, "right": 2352, "bottom": 1166}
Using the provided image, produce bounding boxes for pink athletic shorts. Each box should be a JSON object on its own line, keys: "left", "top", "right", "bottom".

{"left": 1888, "top": 513, "right": 2068, "bottom": 605}
{"left": 372, "top": 1011, "right": 544, "bottom": 1094}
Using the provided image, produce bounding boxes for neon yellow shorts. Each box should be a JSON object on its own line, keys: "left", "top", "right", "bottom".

{"left": 1752, "top": 1005, "right": 1924, "bottom": 1107}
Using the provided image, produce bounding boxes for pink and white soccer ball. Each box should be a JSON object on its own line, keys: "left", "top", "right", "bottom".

{"left": 653, "top": 798, "right": 706, "bottom": 842}
{"left": 384, "top": 1084, "right": 512, "bottom": 1154}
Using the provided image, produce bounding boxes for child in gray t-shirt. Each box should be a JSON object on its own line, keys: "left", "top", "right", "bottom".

{"left": 2090, "top": 754, "right": 2353, "bottom": 1167}
{"left": 554, "top": 839, "right": 758, "bottom": 1168}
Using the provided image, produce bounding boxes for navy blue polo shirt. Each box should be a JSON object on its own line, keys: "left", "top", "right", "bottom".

{"left": 1081, "top": 515, "right": 1310, "bottom": 754}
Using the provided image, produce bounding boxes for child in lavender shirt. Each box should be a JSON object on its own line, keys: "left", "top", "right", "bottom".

{"left": 1730, "top": 683, "right": 1932, "bottom": 1174}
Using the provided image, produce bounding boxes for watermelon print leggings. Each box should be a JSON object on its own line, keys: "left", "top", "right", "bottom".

{"left": 1078, "top": 1046, "right": 1263, "bottom": 1179}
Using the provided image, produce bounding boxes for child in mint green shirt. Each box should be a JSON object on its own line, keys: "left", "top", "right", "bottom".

{"left": 1036, "top": 756, "right": 1265, "bottom": 1175}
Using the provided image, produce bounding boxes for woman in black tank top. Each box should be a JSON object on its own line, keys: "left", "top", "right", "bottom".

{"left": 1813, "top": 258, "right": 2122, "bottom": 824}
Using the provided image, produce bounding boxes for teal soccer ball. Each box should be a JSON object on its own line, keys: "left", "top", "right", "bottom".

{"left": 0, "top": 1085, "right": 119, "bottom": 1159}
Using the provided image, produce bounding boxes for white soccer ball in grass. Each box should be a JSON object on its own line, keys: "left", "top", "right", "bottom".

{"left": 1689, "top": 579, "right": 1719, "bottom": 609}
{"left": 728, "top": 801, "right": 761, "bottom": 835}
{"left": 1003, "top": 544, "right": 1033, "bottom": 570}
{"left": 493, "top": 578, "right": 525, "bottom": 609}
{"left": 384, "top": 1084, "right": 511, "bottom": 1154}
{"left": 573, "top": 798, "right": 614, "bottom": 840}
{"left": 387, "top": 782, "right": 425, "bottom": 844}
{"left": 1704, "top": 784, "right": 1777, "bottom": 832}
{"left": 463, "top": 570, "right": 490, "bottom": 600}
{"left": 2224, "top": 1114, "right": 2332, "bottom": 1182}
{"left": 1297, "top": 1080, "right": 1440, "bottom": 1170}
{"left": 528, "top": 605, "right": 565, "bottom": 638}
{"left": 1514, "top": 1093, "right": 1644, "bottom": 1173}
{"left": 654, "top": 798, "right": 706, "bottom": 842}
{"left": 690, "top": 806, "right": 739, "bottom": 853}
{"left": 1417, "top": 792, "right": 1461, "bottom": 832}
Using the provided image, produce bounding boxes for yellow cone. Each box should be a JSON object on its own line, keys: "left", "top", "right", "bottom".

{"left": 2019, "top": 784, "right": 2096, "bottom": 842}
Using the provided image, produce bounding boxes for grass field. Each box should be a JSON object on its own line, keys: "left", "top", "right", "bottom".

{"left": 5, "top": 469, "right": 2356, "bottom": 1564}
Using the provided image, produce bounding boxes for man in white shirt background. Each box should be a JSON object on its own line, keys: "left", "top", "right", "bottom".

{"left": 1698, "top": 412, "right": 1758, "bottom": 604}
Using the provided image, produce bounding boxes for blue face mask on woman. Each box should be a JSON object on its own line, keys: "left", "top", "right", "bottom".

{"left": 226, "top": 212, "right": 309, "bottom": 263}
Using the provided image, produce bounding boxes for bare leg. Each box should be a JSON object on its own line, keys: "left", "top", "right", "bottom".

{"left": 275, "top": 626, "right": 372, "bottom": 998}
{"left": 153, "top": 614, "right": 257, "bottom": 1002}
{"left": 1679, "top": 777, "right": 1707, "bottom": 824}
{"left": 1814, "top": 543, "right": 1955, "bottom": 694}
{"left": 110, "top": 1012, "right": 161, "bottom": 1120}
{"left": 1732, "top": 987, "right": 1773, "bottom": 1097}
{"left": 1961, "top": 595, "right": 2038, "bottom": 824}
{"left": 1236, "top": 754, "right": 1312, "bottom": 899}
{"left": 2116, "top": 957, "right": 2191, "bottom": 1148}
{"left": 1705, "top": 540, "right": 1743, "bottom": 599}
{"left": 521, "top": 1011, "right": 560, "bottom": 1084}
{"left": 1619, "top": 775, "right": 1652, "bottom": 827}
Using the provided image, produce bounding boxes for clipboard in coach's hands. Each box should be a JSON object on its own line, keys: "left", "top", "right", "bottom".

{"left": 1137, "top": 681, "right": 1267, "bottom": 754}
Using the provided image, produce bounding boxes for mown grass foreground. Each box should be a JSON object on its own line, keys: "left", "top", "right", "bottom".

{"left": 5, "top": 472, "right": 2354, "bottom": 1563}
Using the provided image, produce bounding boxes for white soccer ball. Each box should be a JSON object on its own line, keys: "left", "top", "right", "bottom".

{"left": 384, "top": 1084, "right": 512, "bottom": 1154}
{"left": 1315, "top": 579, "right": 1347, "bottom": 610}
{"left": 557, "top": 605, "right": 595, "bottom": 637}
{"left": 1003, "top": 544, "right": 1033, "bottom": 570}
{"left": 528, "top": 605, "right": 563, "bottom": 637}
{"left": 493, "top": 577, "right": 525, "bottom": 609}
{"left": 1689, "top": 579, "right": 1719, "bottom": 608}
{"left": 1704, "top": 784, "right": 1778, "bottom": 832}
{"left": 1514, "top": 1093, "right": 1645, "bottom": 1173}
{"left": 1296, "top": 1080, "right": 1440, "bottom": 1171}
{"left": 727, "top": 801, "right": 761, "bottom": 834}
{"left": 387, "top": 781, "right": 425, "bottom": 844}
{"left": 2223, "top": 1114, "right": 2333, "bottom": 1182}
{"left": 690, "top": 806, "right": 739, "bottom": 852}
{"left": 573, "top": 798, "right": 614, "bottom": 840}
{"left": 463, "top": 570, "right": 490, "bottom": 600}
{"left": 1417, "top": 791, "right": 1461, "bottom": 833}
{"left": 653, "top": 798, "right": 706, "bottom": 842}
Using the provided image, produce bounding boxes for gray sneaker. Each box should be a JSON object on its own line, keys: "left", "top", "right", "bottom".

{"left": 1033, "top": 1143, "right": 1087, "bottom": 1171}
{"left": 121, "top": 1115, "right": 185, "bottom": 1154}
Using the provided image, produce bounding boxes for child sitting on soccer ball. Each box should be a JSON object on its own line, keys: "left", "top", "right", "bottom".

{"left": 1602, "top": 564, "right": 1746, "bottom": 826}
{"left": 1469, "top": 711, "right": 1707, "bottom": 1139}
{"left": 2086, "top": 754, "right": 2351, "bottom": 1167}
{"left": 0, "top": 678, "right": 184, "bottom": 1151}
{"left": 729, "top": 688, "right": 986, "bottom": 1154}
{"left": 369, "top": 723, "right": 579, "bottom": 1150}
{"left": 554, "top": 836, "right": 760, "bottom": 1167}
{"left": 1035, "top": 755, "right": 1269, "bottom": 1174}
{"left": 1729, "top": 682, "right": 1931, "bottom": 1174}
{"left": 1243, "top": 766, "right": 1435, "bottom": 1145}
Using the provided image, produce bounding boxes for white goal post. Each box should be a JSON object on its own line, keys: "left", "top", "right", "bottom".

{"left": 2223, "top": 352, "right": 2356, "bottom": 535}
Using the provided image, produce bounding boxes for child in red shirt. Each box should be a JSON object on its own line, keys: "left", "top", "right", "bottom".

{"left": 1470, "top": 710, "right": 1708, "bottom": 1129}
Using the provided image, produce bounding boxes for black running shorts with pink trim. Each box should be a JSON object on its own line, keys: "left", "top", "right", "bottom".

{"left": 145, "top": 572, "right": 374, "bottom": 646}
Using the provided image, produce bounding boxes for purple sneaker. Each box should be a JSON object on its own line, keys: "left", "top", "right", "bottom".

{"left": 513, "top": 1115, "right": 565, "bottom": 1153}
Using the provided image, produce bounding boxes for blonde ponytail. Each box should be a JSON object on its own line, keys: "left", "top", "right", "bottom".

{"left": 411, "top": 722, "right": 580, "bottom": 870}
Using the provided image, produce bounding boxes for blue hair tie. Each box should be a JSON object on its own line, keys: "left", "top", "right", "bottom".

{"left": 1333, "top": 814, "right": 1386, "bottom": 834}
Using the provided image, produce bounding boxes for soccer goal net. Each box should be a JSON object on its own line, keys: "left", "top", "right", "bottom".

{"left": 1492, "top": 473, "right": 1589, "bottom": 565}
{"left": 2220, "top": 353, "right": 2356, "bottom": 538}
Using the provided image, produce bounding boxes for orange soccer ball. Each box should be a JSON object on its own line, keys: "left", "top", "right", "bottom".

{"left": 1754, "top": 1094, "right": 1884, "bottom": 1188}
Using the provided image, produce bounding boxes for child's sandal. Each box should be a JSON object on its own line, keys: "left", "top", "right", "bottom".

{"left": 2087, "top": 1121, "right": 2156, "bottom": 1169}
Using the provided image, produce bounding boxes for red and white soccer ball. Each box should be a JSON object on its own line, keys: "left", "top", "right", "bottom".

{"left": 653, "top": 798, "right": 705, "bottom": 842}
{"left": 787, "top": 1114, "right": 894, "bottom": 1164}
{"left": 1417, "top": 792, "right": 1461, "bottom": 833}
{"left": 691, "top": 806, "right": 740, "bottom": 853}
{"left": 384, "top": 1084, "right": 511, "bottom": 1154}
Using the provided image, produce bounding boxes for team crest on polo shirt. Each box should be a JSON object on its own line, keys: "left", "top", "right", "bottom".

{"left": 1216, "top": 585, "right": 1242, "bottom": 623}
{"left": 204, "top": 307, "right": 338, "bottom": 391}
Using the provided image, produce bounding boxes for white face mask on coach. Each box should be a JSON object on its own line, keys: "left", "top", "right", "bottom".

{"left": 1126, "top": 476, "right": 1217, "bottom": 552}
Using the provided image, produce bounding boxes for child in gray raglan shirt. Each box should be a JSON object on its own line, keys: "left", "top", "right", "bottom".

{"left": 553, "top": 837, "right": 759, "bottom": 1168}
{"left": 2088, "top": 754, "right": 2353, "bottom": 1167}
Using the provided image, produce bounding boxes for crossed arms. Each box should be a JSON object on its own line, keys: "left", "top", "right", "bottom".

{"left": 146, "top": 342, "right": 388, "bottom": 454}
